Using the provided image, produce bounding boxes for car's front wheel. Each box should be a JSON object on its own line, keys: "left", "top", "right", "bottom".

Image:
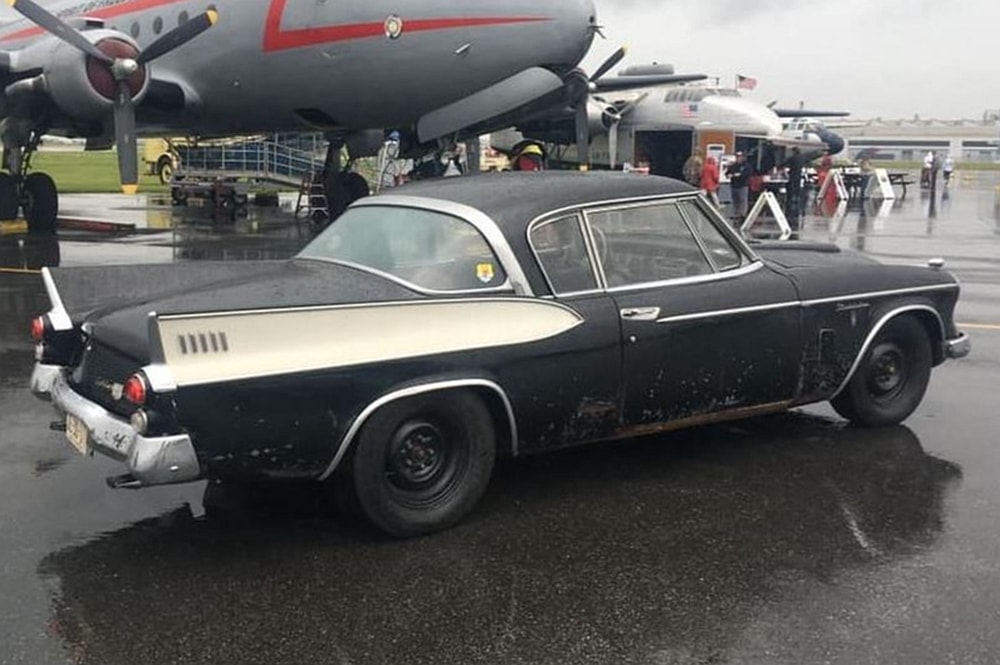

{"left": 346, "top": 391, "right": 496, "bottom": 537}
{"left": 831, "top": 315, "right": 932, "bottom": 427}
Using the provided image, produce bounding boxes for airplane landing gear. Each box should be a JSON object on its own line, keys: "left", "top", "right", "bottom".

{"left": 22, "top": 173, "right": 58, "bottom": 233}
{"left": 318, "top": 139, "right": 369, "bottom": 228}
{"left": 2, "top": 133, "right": 59, "bottom": 233}
{"left": 0, "top": 173, "right": 17, "bottom": 220}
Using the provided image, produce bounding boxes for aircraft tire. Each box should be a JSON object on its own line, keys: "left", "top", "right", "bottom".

{"left": 0, "top": 173, "right": 18, "bottom": 220}
{"left": 23, "top": 172, "right": 58, "bottom": 234}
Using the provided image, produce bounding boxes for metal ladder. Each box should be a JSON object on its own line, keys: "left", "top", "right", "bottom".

{"left": 295, "top": 171, "right": 329, "bottom": 227}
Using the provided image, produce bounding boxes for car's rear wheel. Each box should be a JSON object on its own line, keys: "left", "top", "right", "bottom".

{"left": 831, "top": 315, "right": 932, "bottom": 426}
{"left": 347, "top": 391, "right": 496, "bottom": 537}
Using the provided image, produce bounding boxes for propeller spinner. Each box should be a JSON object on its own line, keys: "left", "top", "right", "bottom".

{"left": 6, "top": 0, "right": 218, "bottom": 193}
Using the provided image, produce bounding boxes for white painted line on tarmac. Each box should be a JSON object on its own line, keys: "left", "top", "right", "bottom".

{"left": 959, "top": 323, "right": 1000, "bottom": 331}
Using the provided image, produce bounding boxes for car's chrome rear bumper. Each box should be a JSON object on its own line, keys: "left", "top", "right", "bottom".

{"left": 945, "top": 332, "right": 971, "bottom": 359}
{"left": 30, "top": 363, "right": 201, "bottom": 487}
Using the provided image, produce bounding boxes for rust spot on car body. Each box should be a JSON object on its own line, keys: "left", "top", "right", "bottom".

{"left": 611, "top": 400, "right": 794, "bottom": 441}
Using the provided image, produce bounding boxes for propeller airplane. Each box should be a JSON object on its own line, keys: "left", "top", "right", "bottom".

{"left": 0, "top": 0, "right": 692, "bottom": 231}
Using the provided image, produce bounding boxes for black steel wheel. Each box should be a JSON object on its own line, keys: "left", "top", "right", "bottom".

{"left": 348, "top": 391, "right": 496, "bottom": 537}
{"left": 831, "top": 315, "right": 932, "bottom": 427}
{"left": 23, "top": 172, "right": 58, "bottom": 234}
{"left": 0, "top": 172, "right": 18, "bottom": 220}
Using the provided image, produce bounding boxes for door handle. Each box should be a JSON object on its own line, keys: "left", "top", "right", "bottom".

{"left": 620, "top": 307, "right": 661, "bottom": 321}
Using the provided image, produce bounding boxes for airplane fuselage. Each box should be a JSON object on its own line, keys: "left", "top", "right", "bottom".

{"left": 0, "top": 0, "right": 596, "bottom": 136}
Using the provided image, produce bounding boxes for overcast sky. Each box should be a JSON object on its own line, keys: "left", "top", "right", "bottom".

{"left": 591, "top": 0, "right": 998, "bottom": 119}
{"left": 1, "top": 0, "right": 995, "bottom": 119}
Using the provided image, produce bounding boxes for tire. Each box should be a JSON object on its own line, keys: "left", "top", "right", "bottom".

{"left": 348, "top": 391, "right": 496, "bottom": 537}
{"left": 156, "top": 156, "right": 175, "bottom": 185}
{"left": 831, "top": 315, "right": 932, "bottom": 427}
{"left": 23, "top": 172, "right": 58, "bottom": 234}
{"left": 0, "top": 172, "right": 18, "bottom": 220}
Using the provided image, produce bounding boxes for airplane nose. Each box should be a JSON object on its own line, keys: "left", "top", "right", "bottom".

{"left": 550, "top": 0, "right": 598, "bottom": 67}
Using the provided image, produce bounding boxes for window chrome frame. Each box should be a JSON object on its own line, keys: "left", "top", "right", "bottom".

{"left": 526, "top": 192, "right": 762, "bottom": 297}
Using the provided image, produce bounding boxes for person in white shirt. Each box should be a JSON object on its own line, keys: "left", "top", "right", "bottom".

{"left": 943, "top": 156, "right": 955, "bottom": 185}
{"left": 921, "top": 151, "right": 934, "bottom": 188}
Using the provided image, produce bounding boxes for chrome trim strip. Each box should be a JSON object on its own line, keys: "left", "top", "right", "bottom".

{"left": 830, "top": 305, "right": 946, "bottom": 399}
{"left": 156, "top": 296, "right": 582, "bottom": 322}
{"left": 347, "top": 195, "right": 534, "bottom": 296}
{"left": 802, "top": 283, "right": 958, "bottom": 307}
{"left": 604, "top": 260, "right": 764, "bottom": 294}
{"left": 526, "top": 191, "right": 695, "bottom": 227}
{"left": 655, "top": 300, "right": 800, "bottom": 325}
{"left": 41, "top": 267, "right": 72, "bottom": 331}
{"left": 317, "top": 378, "right": 519, "bottom": 481}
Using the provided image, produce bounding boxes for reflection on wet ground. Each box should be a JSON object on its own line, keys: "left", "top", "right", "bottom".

{"left": 35, "top": 417, "right": 959, "bottom": 665}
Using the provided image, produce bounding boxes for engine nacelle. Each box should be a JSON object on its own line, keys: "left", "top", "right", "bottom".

{"left": 43, "top": 29, "right": 148, "bottom": 120}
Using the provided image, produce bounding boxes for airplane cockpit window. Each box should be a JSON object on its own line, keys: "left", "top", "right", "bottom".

{"left": 298, "top": 206, "right": 509, "bottom": 292}
{"left": 665, "top": 88, "right": 731, "bottom": 103}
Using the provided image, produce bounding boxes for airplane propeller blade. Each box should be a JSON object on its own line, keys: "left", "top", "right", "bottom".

{"left": 113, "top": 80, "right": 138, "bottom": 194}
{"left": 618, "top": 91, "right": 649, "bottom": 118}
{"left": 574, "top": 101, "right": 590, "bottom": 168}
{"left": 608, "top": 119, "right": 619, "bottom": 170}
{"left": 137, "top": 9, "right": 219, "bottom": 64}
{"left": 5, "top": 0, "right": 112, "bottom": 62}
{"left": 589, "top": 46, "right": 627, "bottom": 83}
{"left": 9, "top": 0, "right": 219, "bottom": 193}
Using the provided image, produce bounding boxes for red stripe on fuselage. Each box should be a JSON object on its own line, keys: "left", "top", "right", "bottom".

{"left": 262, "top": 0, "right": 549, "bottom": 52}
{"left": 0, "top": 0, "right": 551, "bottom": 51}
{"left": 0, "top": 0, "right": 189, "bottom": 43}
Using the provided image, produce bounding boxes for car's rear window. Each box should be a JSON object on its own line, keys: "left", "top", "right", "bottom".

{"left": 298, "top": 206, "right": 508, "bottom": 291}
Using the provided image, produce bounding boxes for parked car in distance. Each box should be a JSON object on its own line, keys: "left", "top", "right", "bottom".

{"left": 30, "top": 172, "right": 970, "bottom": 536}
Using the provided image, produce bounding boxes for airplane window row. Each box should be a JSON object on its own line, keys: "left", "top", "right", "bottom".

{"left": 120, "top": 10, "right": 190, "bottom": 39}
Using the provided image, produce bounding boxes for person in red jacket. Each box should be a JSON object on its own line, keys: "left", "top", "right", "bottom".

{"left": 700, "top": 155, "right": 721, "bottom": 209}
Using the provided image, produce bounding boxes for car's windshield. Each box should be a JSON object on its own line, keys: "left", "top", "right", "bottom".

{"left": 298, "top": 205, "right": 509, "bottom": 292}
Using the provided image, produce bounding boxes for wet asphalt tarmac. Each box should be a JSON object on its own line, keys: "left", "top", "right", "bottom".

{"left": 1, "top": 176, "right": 999, "bottom": 664}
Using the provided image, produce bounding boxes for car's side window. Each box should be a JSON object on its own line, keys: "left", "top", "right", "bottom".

{"left": 587, "top": 202, "right": 714, "bottom": 288}
{"left": 530, "top": 215, "right": 597, "bottom": 294}
{"left": 677, "top": 199, "right": 744, "bottom": 272}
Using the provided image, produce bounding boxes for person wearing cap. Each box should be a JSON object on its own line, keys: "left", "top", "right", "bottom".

{"left": 725, "top": 151, "right": 752, "bottom": 222}
{"left": 510, "top": 142, "right": 545, "bottom": 171}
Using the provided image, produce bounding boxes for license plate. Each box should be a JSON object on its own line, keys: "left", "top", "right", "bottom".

{"left": 65, "top": 414, "right": 90, "bottom": 455}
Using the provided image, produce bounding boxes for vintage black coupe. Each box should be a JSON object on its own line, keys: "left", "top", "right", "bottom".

{"left": 30, "top": 172, "right": 970, "bottom": 536}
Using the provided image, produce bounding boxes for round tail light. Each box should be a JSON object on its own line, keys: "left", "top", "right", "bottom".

{"left": 30, "top": 316, "right": 47, "bottom": 342}
{"left": 123, "top": 373, "right": 148, "bottom": 405}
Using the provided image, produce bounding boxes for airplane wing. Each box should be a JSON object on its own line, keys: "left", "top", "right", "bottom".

{"left": 772, "top": 108, "right": 850, "bottom": 118}
{"left": 591, "top": 73, "right": 707, "bottom": 91}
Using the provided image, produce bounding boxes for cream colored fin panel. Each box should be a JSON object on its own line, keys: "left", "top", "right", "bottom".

{"left": 156, "top": 300, "right": 584, "bottom": 386}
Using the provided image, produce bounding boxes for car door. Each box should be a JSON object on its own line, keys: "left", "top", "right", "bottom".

{"left": 585, "top": 197, "right": 802, "bottom": 427}
{"left": 509, "top": 212, "right": 623, "bottom": 451}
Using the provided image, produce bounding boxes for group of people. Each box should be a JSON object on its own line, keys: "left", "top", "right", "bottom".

{"left": 683, "top": 147, "right": 820, "bottom": 224}
{"left": 921, "top": 151, "right": 955, "bottom": 189}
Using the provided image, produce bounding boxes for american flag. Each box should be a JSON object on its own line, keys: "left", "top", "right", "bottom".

{"left": 680, "top": 103, "right": 699, "bottom": 118}
{"left": 736, "top": 74, "right": 758, "bottom": 90}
